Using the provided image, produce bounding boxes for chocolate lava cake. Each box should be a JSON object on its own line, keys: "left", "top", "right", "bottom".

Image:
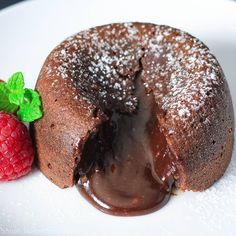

{"left": 32, "top": 22, "right": 234, "bottom": 216}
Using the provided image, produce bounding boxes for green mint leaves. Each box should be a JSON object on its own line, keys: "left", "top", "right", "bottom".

{"left": 17, "top": 89, "right": 42, "bottom": 122}
{"left": 6, "top": 72, "right": 25, "bottom": 105}
{"left": 0, "top": 82, "right": 18, "bottom": 113}
{"left": 0, "top": 72, "right": 43, "bottom": 122}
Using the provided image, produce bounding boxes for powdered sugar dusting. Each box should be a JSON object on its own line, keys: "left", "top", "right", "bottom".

{"left": 45, "top": 22, "right": 224, "bottom": 122}
{"left": 142, "top": 26, "right": 223, "bottom": 126}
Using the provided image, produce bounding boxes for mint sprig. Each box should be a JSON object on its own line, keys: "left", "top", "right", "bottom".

{"left": 0, "top": 72, "right": 43, "bottom": 122}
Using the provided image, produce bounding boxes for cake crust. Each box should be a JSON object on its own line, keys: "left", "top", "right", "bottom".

{"left": 32, "top": 22, "right": 234, "bottom": 190}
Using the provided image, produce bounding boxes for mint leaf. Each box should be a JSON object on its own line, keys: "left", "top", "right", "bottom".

{"left": 6, "top": 72, "right": 25, "bottom": 105}
{"left": 0, "top": 72, "right": 43, "bottom": 122}
{"left": 0, "top": 82, "right": 18, "bottom": 113}
{"left": 17, "top": 88, "right": 43, "bottom": 122}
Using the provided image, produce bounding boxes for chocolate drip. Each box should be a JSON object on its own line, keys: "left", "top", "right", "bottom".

{"left": 77, "top": 76, "right": 175, "bottom": 216}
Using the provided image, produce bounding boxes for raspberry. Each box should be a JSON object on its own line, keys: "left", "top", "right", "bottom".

{"left": 0, "top": 112, "right": 34, "bottom": 181}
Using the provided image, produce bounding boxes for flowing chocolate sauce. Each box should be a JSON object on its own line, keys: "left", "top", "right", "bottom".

{"left": 77, "top": 78, "right": 175, "bottom": 216}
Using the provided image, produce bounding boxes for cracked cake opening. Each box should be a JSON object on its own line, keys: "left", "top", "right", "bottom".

{"left": 76, "top": 76, "right": 176, "bottom": 216}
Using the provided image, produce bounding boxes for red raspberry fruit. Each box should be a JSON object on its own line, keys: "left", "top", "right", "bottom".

{"left": 0, "top": 112, "right": 34, "bottom": 181}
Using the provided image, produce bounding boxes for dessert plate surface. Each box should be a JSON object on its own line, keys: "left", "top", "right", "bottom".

{"left": 0, "top": 0, "right": 236, "bottom": 235}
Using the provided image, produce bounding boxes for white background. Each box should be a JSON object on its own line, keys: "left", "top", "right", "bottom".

{"left": 0, "top": 0, "right": 236, "bottom": 235}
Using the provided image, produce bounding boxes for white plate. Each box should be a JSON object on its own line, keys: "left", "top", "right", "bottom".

{"left": 0, "top": 0, "right": 236, "bottom": 235}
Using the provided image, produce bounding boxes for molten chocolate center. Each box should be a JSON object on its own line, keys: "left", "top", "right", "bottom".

{"left": 77, "top": 79, "right": 175, "bottom": 216}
